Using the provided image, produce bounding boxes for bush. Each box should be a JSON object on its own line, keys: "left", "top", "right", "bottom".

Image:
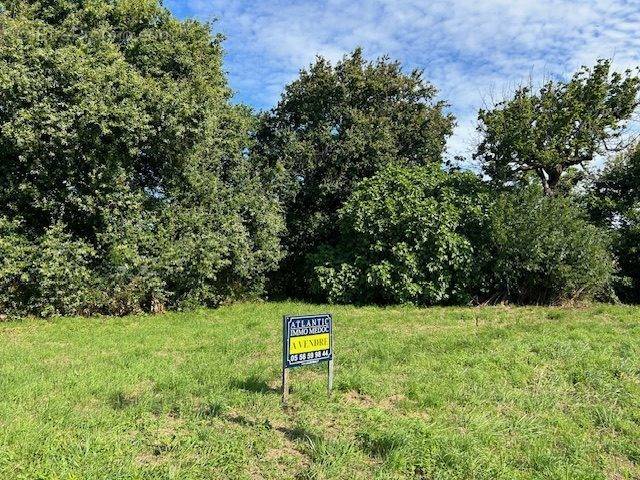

{"left": 149, "top": 168, "right": 284, "bottom": 310}
{"left": 30, "top": 224, "right": 98, "bottom": 317}
{"left": 587, "top": 145, "right": 640, "bottom": 303}
{"left": 310, "top": 171, "right": 613, "bottom": 307}
{"left": 91, "top": 164, "right": 284, "bottom": 316}
{"left": 0, "top": 220, "right": 97, "bottom": 317}
{"left": 310, "top": 165, "right": 488, "bottom": 305}
{"left": 480, "top": 187, "right": 614, "bottom": 304}
{"left": 94, "top": 185, "right": 166, "bottom": 316}
{"left": 613, "top": 213, "right": 640, "bottom": 303}
{"left": 0, "top": 217, "right": 31, "bottom": 315}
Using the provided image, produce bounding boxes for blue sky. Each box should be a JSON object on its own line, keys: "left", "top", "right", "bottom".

{"left": 165, "top": 0, "right": 640, "bottom": 161}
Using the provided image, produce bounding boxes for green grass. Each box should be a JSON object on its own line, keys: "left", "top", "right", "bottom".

{"left": 1, "top": 303, "right": 639, "bottom": 479}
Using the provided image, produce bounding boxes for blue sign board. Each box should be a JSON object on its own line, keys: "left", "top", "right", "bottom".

{"left": 283, "top": 314, "right": 333, "bottom": 369}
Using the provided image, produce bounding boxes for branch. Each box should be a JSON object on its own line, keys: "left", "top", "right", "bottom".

{"left": 603, "top": 137, "right": 632, "bottom": 153}
{"left": 511, "top": 163, "right": 538, "bottom": 174}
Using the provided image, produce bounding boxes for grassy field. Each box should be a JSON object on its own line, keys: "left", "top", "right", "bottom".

{"left": 1, "top": 303, "right": 639, "bottom": 479}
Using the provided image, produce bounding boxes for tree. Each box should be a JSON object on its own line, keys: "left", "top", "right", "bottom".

{"left": 475, "top": 60, "right": 640, "bottom": 196}
{"left": 0, "top": 0, "right": 282, "bottom": 315}
{"left": 256, "top": 48, "right": 454, "bottom": 296}
{"left": 0, "top": 0, "right": 226, "bottom": 233}
{"left": 588, "top": 143, "right": 640, "bottom": 223}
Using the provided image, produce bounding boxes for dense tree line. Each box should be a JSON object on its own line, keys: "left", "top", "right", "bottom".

{"left": 1, "top": 0, "right": 639, "bottom": 316}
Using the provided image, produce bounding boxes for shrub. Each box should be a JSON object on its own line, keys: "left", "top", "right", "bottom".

{"left": 310, "top": 171, "right": 613, "bottom": 307}
{"left": 612, "top": 213, "right": 640, "bottom": 303}
{"left": 0, "top": 220, "right": 97, "bottom": 317}
{"left": 481, "top": 187, "right": 614, "bottom": 304}
{"left": 30, "top": 224, "right": 98, "bottom": 317}
{"left": 0, "top": 217, "right": 32, "bottom": 315}
{"left": 310, "top": 165, "right": 488, "bottom": 305}
{"left": 95, "top": 187, "right": 166, "bottom": 316}
{"left": 90, "top": 164, "right": 284, "bottom": 316}
{"left": 587, "top": 145, "right": 640, "bottom": 303}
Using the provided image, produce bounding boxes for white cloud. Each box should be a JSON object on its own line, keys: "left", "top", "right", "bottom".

{"left": 167, "top": 0, "right": 640, "bottom": 160}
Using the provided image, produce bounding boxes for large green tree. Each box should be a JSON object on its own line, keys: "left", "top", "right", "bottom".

{"left": 0, "top": 0, "right": 282, "bottom": 315}
{"left": 256, "top": 48, "right": 454, "bottom": 296}
{"left": 475, "top": 60, "right": 640, "bottom": 196}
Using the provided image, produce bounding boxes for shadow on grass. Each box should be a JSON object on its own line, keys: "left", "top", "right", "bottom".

{"left": 224, "top": 413, "right": 320, "bottom": 444}
{"left": 108, "top": 390, "right": 138, "bottom": 410}
{"left": 230, "top": 374, "right": 280, "bottom": 394}
{"left": 357, "top": 430, "right": 407, "bottom": 459}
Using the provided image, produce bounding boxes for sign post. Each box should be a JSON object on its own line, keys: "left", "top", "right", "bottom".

{"left": 282, "top": 314, "right": 333, "bottom": 404}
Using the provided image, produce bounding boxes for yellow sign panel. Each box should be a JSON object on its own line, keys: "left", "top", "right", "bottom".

{"left": 289, "top": 333, "right": 330, "bottom": 355}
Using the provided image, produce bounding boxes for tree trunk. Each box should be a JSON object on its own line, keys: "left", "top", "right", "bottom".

{"left": 538, "top": 166, "right": 563, "bottom": 196}
{"left": 537, "top": 169, "right": 552, "bottom": 196}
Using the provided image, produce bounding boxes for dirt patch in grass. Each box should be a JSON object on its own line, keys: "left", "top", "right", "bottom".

{"left": 154, "top": 350, "right": 186, "bottom": 366}
{"left": 343, "top": 391, "right": 407, "bottom": 412}
{"left": 343, "top": 390, "right": 376, "bottom": 407}
{"left": 44, "top": 354, "right": 72, "bottom": 367}
{"left": 156, "top": 413, "right": 184, "bottom": 438}
{"left": 109, "top": 380, "right": 155, "bottom": 410}
{"left": 135, "top": 451, "right": 166, "bottom": 467}
{"left": 264, "top": 439, "right": 310, "bottom": 478}
{"left": 223, "top": 410, "right": 313, "bottom": 477}
{"left": 604, "top": 454, "right": 639, "bottom": 480}
{"left": 379, "top": 393, "right": 406, "bottom": 409}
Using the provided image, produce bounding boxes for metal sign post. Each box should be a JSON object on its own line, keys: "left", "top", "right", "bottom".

{"left": 327, "top": 355, "right": 333, "bottom": 396}
{"left": 282, "top": 314, "right": 333, "bottom": 404}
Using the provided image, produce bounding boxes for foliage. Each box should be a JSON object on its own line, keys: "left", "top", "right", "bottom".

{"left": 588, "top": 143, "right": 640, "bottom": 223}
{"left": 256, "top": 48, "right": 455, "bottom": 297}
{"left": 0, "top": 2, "right": 636, "bottom": 312}
{"left": 30, "top": 223, "right": 98, "bottom": 317}
{"left": 481, "top": 186, "right": 614, "bottom": 304}
{"left": 0, "top": 0, "right": 282, "bottom": 315}
{"left": 310, "top": 165, "right": 488, "bottom": 305}
{"left": 475, "top": 60, "right": 640, "bottom": 196}
{"left": 0, "top": 217, "right": 31, "bottom": 314}
{"left": 613, "top": 217, "right": 640, "bottom": 303}
{"left": 587, "top": 145, "right": 640, "bottom": 302}
{"left": 0, "top": 218, "right": 97, "bottom": 316}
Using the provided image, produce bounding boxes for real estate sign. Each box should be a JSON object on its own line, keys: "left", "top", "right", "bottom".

{"left": 282, "top": 314, "right": 333, "bottom": 403}
{"left": 283, "top": 314, "right": 332, "bottom": 368}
